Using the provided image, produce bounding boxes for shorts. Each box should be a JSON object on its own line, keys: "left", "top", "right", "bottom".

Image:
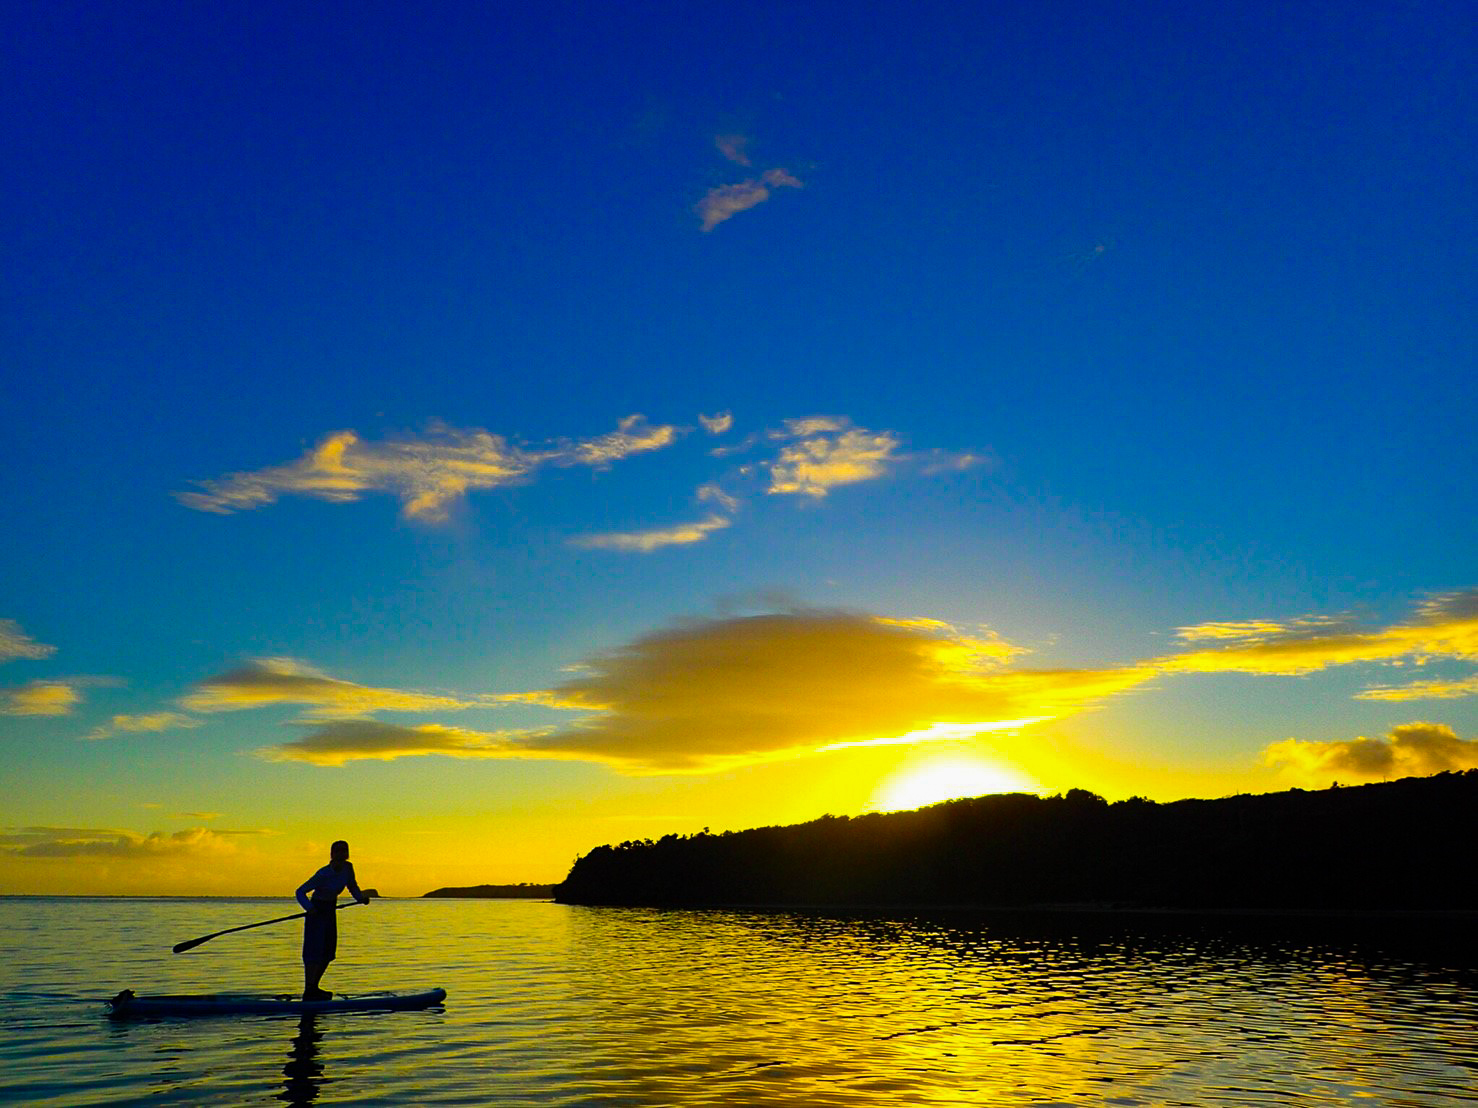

{"left": 302, "top": 902, "right": 337, "bottom": 965}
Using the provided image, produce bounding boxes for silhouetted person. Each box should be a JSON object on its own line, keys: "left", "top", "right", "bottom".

{"left": 296, "top": 840, "right": 370, "bottom": 1000}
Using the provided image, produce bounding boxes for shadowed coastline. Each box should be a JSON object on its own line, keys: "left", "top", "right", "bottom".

{"left": 554, "top": 772, "right": 1478, "bottom": 911}
{"left": 422, "top": 884, "right": 554, "bottom": 899}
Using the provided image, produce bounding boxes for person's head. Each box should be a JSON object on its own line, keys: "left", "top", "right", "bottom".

{"left": 330, "top": 840, "right": 350, "bottom": 862}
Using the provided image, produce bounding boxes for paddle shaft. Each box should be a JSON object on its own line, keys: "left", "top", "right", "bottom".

{"left": 173, "top": 901, "right": 360, "bottom": 953}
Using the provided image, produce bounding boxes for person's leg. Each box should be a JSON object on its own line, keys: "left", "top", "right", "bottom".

{"left": 304, "top": 961, "right": 328, "bottom": 995}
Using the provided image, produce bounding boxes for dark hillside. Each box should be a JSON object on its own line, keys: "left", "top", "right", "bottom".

{"left": 554, "top": 772, "right": 1478, "bottom": 910}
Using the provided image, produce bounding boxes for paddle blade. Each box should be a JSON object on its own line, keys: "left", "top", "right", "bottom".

{"left": 172, "top": 936, "right": 209, "bottom": 954}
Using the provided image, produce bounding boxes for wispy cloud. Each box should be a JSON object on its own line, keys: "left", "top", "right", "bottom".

{"left": 0, "top": 825, "right": 249, "bottom": 858}
{"left": 261, "top": 610, "right": 1151, "bottom": 772}
{"left": 696, "top": 482, "right": 740, "bottom": 514}
{"left": 1262, "top": 722, "right": 1478, "bottom": 784}
{"left": 570, "top": 515, "right": 732, "bottom": 553}
{"left": 1355, "top": 674, "right": 1478, "bottom": 701}
{"left": 1, "top": 681, "right": 83, "bottom": 716}
{"left": 697, "top": 168, "right": 803, "bottom": 231}
{"left": 181, "top": 658, "right": 489, "bottom": 720}
{"left": 1158, "top": 590, "right": 1478, "bottom": 677}
{"left": 261, "top": 720, "right": 532, "bottom": 768}
{"left": 699, "top": 411, "right": 733, "bottom": 434}
{"left": 715, "top": 133, "right": 751, "bottom": 166}
{"left": 176, "top": 415, "right": 681, "bottom": 522}
{"left": 0, "top": 619, "right": 55, "bottom": 663}
{"left": 85, "top": 712, "right": 201, "bottom": 741}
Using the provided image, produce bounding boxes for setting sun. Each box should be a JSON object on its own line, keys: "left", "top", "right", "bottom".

{"left": 871, "top": 756, "right": 1040, "bottom": 812}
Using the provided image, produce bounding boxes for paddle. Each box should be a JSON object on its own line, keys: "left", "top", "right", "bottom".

{"left": 173, "top": 901, "right": 363, "bottom": 954}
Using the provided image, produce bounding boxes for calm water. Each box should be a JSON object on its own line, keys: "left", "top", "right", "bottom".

{"left": 1, "top": 898, "right": 1475, "bottom": 1106}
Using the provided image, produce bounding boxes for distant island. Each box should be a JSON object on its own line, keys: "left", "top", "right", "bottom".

{"left": 422, "top": 883, "right": 555, "bottom": 899}
{"left": 555, "top": 771, "right": 1478, "bottom": 911}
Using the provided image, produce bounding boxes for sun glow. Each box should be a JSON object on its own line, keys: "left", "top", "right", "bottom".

{"left": 820, "top": 718, "right": 1050, "bottom": 752}
{"left": 871, "top": 755, "right": 1039, "bottom": 813}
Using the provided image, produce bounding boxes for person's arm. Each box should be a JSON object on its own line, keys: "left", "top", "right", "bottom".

{"left": 345, "top": 862, "right": 369, "bottom": 905}
{"left": 296, "top": 871, "right": 316, "bottom": 912}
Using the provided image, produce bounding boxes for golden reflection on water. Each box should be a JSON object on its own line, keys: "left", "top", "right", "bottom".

{"left": 2, "top": 898, "right": 1476, "bottom": 1106}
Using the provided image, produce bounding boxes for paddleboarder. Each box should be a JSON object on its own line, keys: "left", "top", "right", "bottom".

{"left": 296, "top": 840, "right": 370, "bottom": 1000}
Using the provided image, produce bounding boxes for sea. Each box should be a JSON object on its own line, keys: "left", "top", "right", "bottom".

{"left": 1, "top": 896, "right": 1475, "bottom": 1106}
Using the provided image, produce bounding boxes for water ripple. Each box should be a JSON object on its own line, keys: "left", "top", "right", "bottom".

{"left": 1, "top": 899, "right": 1477, "bottom": 1105}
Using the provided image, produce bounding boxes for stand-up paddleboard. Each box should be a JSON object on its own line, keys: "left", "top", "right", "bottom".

{"left": 108, "top": 987, "right": 446, "bottom": 1017}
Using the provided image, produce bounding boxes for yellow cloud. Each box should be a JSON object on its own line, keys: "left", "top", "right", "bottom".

{"left": 180, "top": 658, "right": 485, "bottom": 719}
{"left": 1, "top": 826, "right": 243, "bottom": 858}
{"left": 570, "top": 514, "right": 732, "bottom": 552}
{"left": 1, "top": 681, "right": 82, "bottom": 716}
{"left": 768, "top": 428, "right": 902, "bottom": 497}
{"left": 258, "top": 610, "right": 1154, "bottom": 772}
{"left": 696, "top": 168, "right": 802, "bottom": 231}
{"left": 1174, "top": 619, "right": 1299, "bottom": 641}
{"left": 0, "top": 619, "right": 55, "bottom": 663}
{"left": 85, "top": 711, "right": 201, "bottom": 740}
{"left": 260, "top": 720, "right": 530, "bottom": 767}
{"left": 1159, "top": 590, "right": 1478, "bottom": 676}
{"left": 175, "top": 416, "right": 681, "bottom": 522}
{"left": 511, "top": 611, "right": 1151, "bottom": 771}
{"left": 1262, "top": 722, "right": 1478, "bottom": 783}
{"left": 1356, "top": 674, "right": 1478, "bottom": 701}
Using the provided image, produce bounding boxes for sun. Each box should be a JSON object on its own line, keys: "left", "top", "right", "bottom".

{"left": 871, "top": 756, "right": 1039, "bottom": 812}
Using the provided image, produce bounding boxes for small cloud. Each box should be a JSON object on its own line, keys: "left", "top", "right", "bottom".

{"left": 696, "top": 168, "right": 802, "bottom": 231}
{"left": 176, "top": 416, "right": 682, "bottom": 523}
{"left": 181, "top": 658, "right": 486, "bottom": 720}
{"left": 768, "top": 428, "right": 902, "bottom": 498}
{"left": 564, "top": 414, "right": 680, "bottom": 468}
{"left": 715, "top": 133, "right": 751, "bottom": 166}
{"left": 85, "top": 711, "right": 201, "bottom": 741}
{"left": 260, "top": 720, "right": 530, "bottom": 768}
{"left": 1, "top": 826, "right": 241, "bottom": 859}
{"left": 1355, "top": 674, "right": 1478, "bottom": 701}
{"left": 1159, "top": 590, "right": 1478, "bottom": 677}
{"left": 919, "top": 450, "right": 989, "bottom": 476}
{"left": 2, "top": 681, "right": 82, "bottom": 716}
{"left": 1262, "top": 722, "right": 1478, "bottom": 784}
{"left": 696, "top": 482, "right": 740, "bottom": 514}
{"left": 0, "top": 619, "right": 55, "bottom": 663}
{"left": 570, "top": 515, "right": 732, "bottom": 553}
{"left": 699, "top": 411, "right": 734, "bottom": 434}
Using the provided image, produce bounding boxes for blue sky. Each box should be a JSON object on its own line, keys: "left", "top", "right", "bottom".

{"left": 2, "top": 1, "right": 1474, "bottom": 893}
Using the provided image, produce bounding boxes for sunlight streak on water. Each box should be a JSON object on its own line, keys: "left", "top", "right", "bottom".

{"left": 1, "top": 898, "right": 1475, "bottom": 1105}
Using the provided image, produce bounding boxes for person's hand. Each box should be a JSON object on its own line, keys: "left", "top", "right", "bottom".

{"left": 358, "top": 895, "right": 371, "bottom": 906}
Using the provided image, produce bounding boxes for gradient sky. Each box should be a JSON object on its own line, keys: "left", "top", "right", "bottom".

{"left": 3, "top": 1, "right": 1474, "bottom": 895}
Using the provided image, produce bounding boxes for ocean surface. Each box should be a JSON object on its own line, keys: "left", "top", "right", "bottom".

{"left": 1, "top": 897, "right": 1475, "bottom": 1106}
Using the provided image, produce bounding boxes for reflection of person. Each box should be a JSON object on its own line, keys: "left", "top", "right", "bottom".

{"left": 281, "top": 1014, "right": 324, "bottom": 1106}
{"left": 295, "top": 840, "right": 370, "bottom": 1001}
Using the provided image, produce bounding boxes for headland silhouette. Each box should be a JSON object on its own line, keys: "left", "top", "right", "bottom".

{"left": 555, "top": 772, "right": 1478, "bottom": 911}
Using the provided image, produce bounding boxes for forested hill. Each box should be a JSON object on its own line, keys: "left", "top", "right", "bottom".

{"left": 554, "top": 772, "right": 1478, "bottom": 911}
